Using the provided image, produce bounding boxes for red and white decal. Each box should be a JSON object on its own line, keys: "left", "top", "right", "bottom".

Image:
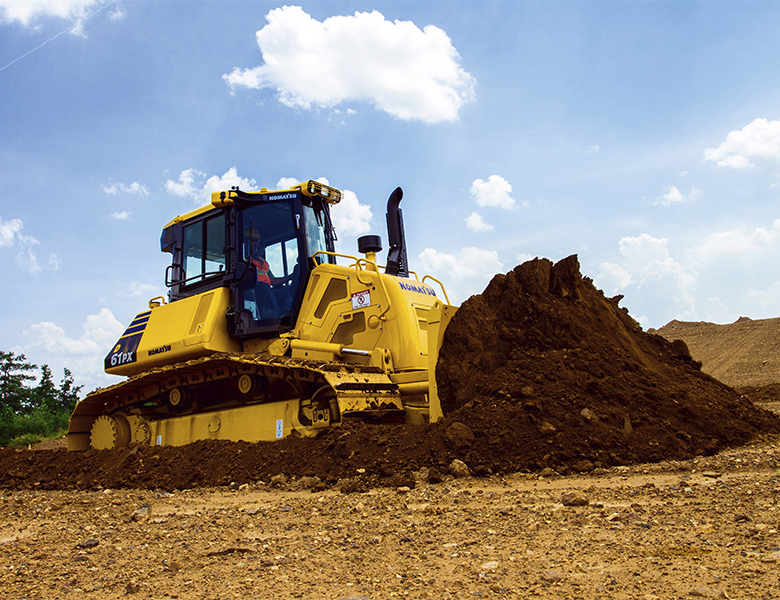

{"left": 351, "top": 290, "right": 371, "bottom": 309}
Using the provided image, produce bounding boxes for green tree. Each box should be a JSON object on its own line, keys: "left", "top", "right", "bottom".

{"left": 57, "top": 368, "right": 82, "bottom": 414}
{"left": 0, "top": 351, "right": 36, "bottom": 414}
{"left": 35, "top": 364, "right": 59, "bottom": 414}
{"left": 0, "top": 353, "right": 82, "bottom": 446}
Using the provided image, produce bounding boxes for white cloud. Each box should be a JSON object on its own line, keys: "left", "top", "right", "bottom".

{"left": 465, "top": 211, "right": 493, "bottom": 232}
{"left": 595, "top": 234, "right": 697, "bottom": 324}
{"left": 596, "top": 262, "right": 633, "bottom": 294}
{"left": 328, "top": 107, "right": 358, "bottom": 124}
{"left": 516, "top": 252, "right": 537, "bottom": 264}
{"left": 745, "top": 282, "right": 780, "bottom": 313}
{"left": 595, "top": 218, "right": 780, "bottom": 327}
{"left": 19, "top": 307, "right": 125, "bottom": 389}
{"left": 276, "top": 177, "right": 300, "bottom": 190}
{"left": 0, "top": 217, "right": 23, "bottom": 246}
{"left": 0, "top": 216, "right": 58, "bottom": 274}
{"left": 470, "top": 175, "right": 517, "bottom": 209}
{"left": 418, "top": 246, "right": 503, "bottom": 304}
{"left": 111, "top": 211, "right": 130, "bottom": 220}
{"left": 615, "top": 233, "right": 671, "bottom": 269}
{"left": 331, "top": 189, "right": 373, "bottom": 238}
{"left": 165, "top": 167, "right": 257, "bottom": 204}
{"left": 202, "top": 168, "right": 257, "bottom": 200}
{"left": 659, "top": 185, "right": 684, "bottom": 205}
{"left": 0, "top": 0, "right": 104, "bottom": 25}
{"left": 702, "top": 296, "right": 735, "bottom": 324}
{"left": 15, "top": 237, "right": 41, "bottom": 272}
{"left": 652, "top": 185, "right": 702, "bottom": 206}
{"left": 689, "top": 219, "right": 780, "bottom": 264}
{"left": 165, "top": 168, "right": 204, "bottom": 198}
{"left": 223, "top": 6, "right": 476, "bottom": 124}
{"left": 103, "top": 181, "right": 150, "bottom": 197}
{"left": 16, "top": 242, "right": 60, "bottom": 274}
{"left": 107, "top": 4, "right": 123, "bottom": 22}
{"left": 704, "top": 118, "right": 780, "bottom": 169}
{"left": 127, "top": 281, "right": 161, "bottom": 298}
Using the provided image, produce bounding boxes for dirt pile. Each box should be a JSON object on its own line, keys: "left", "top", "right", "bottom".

{"left": 435, "top": 255, "right": 780, "bottom": 471}
{"left": 1, "top": 255, "right": 778, "bottom": 492}
{"left": 653, "top": 317, "right": 780, "bottom": 389}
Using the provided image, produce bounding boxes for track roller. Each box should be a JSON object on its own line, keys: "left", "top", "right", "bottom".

{"left": 237, "top": 374, "right": 256, "bottom": 395}
{"left": 168, "top": 387, "right": 190, "bottom": 408}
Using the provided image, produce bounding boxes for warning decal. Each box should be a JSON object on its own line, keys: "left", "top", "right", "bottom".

{"left": 351, "top": 290, "right": 370, "bottom": 310}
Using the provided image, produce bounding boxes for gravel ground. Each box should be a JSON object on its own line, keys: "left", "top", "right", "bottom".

{"left": 2, "top": 431, "right": 779, "bottom": 600}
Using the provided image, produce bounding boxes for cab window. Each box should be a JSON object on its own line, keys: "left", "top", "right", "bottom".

{"left": 303, "top": 203, "right": 331, "bottom": 265}
{"left": 182, "top": 213, "right": 226, "bottom": 285}
{"left": 265, "top": 239, "right": 299, "bottom": 278}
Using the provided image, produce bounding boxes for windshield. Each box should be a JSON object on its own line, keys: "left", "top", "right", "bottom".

{"left": 238, "top": 201, "right": 301, "bottom": 327}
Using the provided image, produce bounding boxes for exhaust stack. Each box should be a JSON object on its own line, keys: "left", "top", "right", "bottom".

{"left": 385, "top": 187, "right": 408, "bottom": 278}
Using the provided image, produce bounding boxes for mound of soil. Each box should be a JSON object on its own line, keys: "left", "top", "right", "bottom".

{"left": 2, "top": 255, "right": 778, "bottom": 492}
{"left": 434, "top": 255, "right": 780, "bottom": 470}
{"left": 653, "top": 317, "right": 780, "bottom": 389}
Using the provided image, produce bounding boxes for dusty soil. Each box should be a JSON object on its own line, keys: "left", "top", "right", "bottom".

{"left": 2, "top": 439, "right": 780, "bottom": 600}
{"left": 653, "top": 317, "right": 780, "bottom": 426}
{"left": 3, "top": 255, "right": 780, "bottom": 599}
{"left": 653, "top": 317, "right": 780, "bottom": 390}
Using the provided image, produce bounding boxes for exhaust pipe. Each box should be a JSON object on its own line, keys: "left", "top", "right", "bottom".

{"left": 385, "top": 187, "right": 408, "bottom": 278}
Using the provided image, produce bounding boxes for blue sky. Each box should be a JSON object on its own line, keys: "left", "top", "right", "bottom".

{"left": 2, "top": 0, "right": 780, "bottom": 391}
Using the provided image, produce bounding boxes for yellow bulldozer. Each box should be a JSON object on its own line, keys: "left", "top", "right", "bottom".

{"left": 67, "top": 181, "right": 457, "bottom": 450}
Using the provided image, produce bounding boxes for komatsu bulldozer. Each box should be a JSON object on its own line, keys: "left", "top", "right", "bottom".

{"left": 67, "top": 181, "right": 457, "bottom": 450}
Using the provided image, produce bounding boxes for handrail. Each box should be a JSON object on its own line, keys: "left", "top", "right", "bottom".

{"left": 310, "top": 250, "right": 422, "bottom": 280}
{"left": 422, "top": 275, "right": 451, "bottom": 305}
{"left": 148, "top": 295, "right": 167, "bottom": 309}
{"left": 165, "top": 266, "right": 225, "bottom": 288}
{"left": 311, "top": 250, "right": 360, "bottom": 265}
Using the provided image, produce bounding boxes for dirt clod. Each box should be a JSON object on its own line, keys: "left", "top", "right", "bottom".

{"left": 443, "top": 421, "right": 474, "bottom": 448}
{"left": 561, "top": 490, "right": 589, "bottom": 506}
{"left": 448, "top": 458, "right": 471, "bottom": 478}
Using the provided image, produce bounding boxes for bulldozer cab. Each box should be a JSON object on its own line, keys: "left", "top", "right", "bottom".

{"left": 234, "top": 193, "right": 335, "bottom": 336}
{"left": 162, "top": 182, "right": 339, "bottom": 340}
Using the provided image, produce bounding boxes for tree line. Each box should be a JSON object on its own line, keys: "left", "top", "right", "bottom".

{"left": 0, "top": 350, "right": 82, "bottom": 446}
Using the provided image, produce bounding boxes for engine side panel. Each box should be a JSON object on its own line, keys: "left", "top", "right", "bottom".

{"left": 106, "top": 287, "right": 241, "bottom": 377}
{"left": 294, "top": 263, "right": 441, "bottom": 372}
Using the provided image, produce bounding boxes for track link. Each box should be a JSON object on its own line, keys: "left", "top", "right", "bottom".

{"left": 67, "top": 352, "right": 404, "bottom": 450}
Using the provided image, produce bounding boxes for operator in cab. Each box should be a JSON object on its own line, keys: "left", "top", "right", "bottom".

{"left": 248, "top": 237, "right": 298, "bottom": 286}
{"left": 250, "top": 238, "right": 276, "bottom": 286}
{"left": 245, "top": 232, "right": 299, "bottom": 320}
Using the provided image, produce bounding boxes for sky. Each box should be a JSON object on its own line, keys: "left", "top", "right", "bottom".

{"left": 2, "top": 0, "right": 780, "bottom": 392}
